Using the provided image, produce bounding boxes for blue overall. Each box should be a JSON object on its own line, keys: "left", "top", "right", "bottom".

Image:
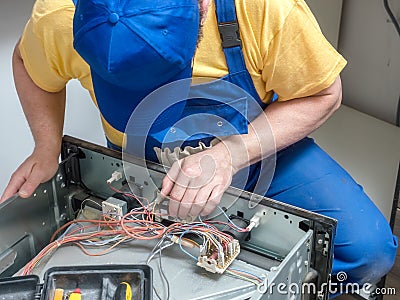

{"left": 73, "top": 0, "right": 397, "bottom": 285}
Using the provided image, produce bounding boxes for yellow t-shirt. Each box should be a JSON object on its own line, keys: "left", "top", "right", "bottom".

{"left": 19, "top": 0, "right": 346, "bottom": 147}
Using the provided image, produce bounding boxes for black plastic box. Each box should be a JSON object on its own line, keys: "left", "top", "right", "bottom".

{"left": 0, "top": 265, "right": 152, "bottom": 300}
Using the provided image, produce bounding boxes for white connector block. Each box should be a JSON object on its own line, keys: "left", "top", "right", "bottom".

{"left": 106, "top": 171, "right": 123, "bottom": 184}
{"left": 247, "top": 209, "right": 268, "bottom": 231}
{"left": 102, "top": 197, "right": 127, "bottom": 219}
{"left": 197, "top": 240, "right": 240, "bottom": 274}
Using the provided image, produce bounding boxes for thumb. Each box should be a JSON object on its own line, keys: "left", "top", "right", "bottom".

{"left": 18, "top": 165, "right": 43, "bottom": 198}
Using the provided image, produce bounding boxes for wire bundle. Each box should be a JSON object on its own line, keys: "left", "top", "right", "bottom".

{"left": 20, "top": 187, "right": 265, "bottom": 294}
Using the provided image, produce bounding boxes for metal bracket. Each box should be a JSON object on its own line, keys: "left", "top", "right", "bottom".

{"left": 61, "top": 142, "right": 83, "bottom": 186}
{"left": 218, "top": 22, "right": 242, "bottom": 48}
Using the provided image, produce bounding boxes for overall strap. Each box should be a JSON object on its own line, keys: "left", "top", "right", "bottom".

{"left": 72, "top": 0, "right": 78, "bottom": 6}
{"left": 214, "top": 0, "right": 248, "bottom": 76}
{"left": 214, "top": 0, "right": 277, "bottom": 104}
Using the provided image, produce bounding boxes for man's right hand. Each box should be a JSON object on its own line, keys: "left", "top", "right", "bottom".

{"left": 1, "top": 42, "right": 66, "bottom": 203}
{"left": 0, "top": 148, "right": 59, "bottom": 202}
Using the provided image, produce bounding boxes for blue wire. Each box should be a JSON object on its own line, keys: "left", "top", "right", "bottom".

{"left": 181, "top": 222, "right": 214, "bottom": 231}
{"left": 178, "top": 229, "right": 198, "bottom": 261}
{"left": 217, "top": 206, "right": 246, "bottom": 231}
{"left": 179, "top": 242, "right": 198, "bottom": 261}
{"left": 229, "top": 267, "right": 264, "bottom": 281}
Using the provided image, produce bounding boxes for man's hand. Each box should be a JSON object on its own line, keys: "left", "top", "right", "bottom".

{"left": 1, "top": 42, "right": 66, "bottom": 203}
{"left": 0, "top": 147, "right": 59, "bottom": 202}
{"left": 161, "top": 143, "right": 236, "bottom": 218}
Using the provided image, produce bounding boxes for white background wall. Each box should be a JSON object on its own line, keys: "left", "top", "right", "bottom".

{"left": 339, "top": 0, "right": 400, "bottom": 125}
{"left": 306, "top": 0, "right": 343, "bottom": 48}
{"left": 0, "top": 0, "right": 104, "bottom": 196}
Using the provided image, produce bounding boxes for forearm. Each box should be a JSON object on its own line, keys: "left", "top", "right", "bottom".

{"left": 12, "top": 42, "right": 66, "bottom": 157}
{"left": 214, "top": 77, "right": 342, "bottom": 171}
{"left": 1, "top": 43, "right": 67, "bottom": 201}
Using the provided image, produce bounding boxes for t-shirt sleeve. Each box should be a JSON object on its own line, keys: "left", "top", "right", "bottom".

{"left": 18, "top": 2, "right": 86, "bottom": 92}
{"left": 261, "top": 0, "right": 347, "bottom": 101}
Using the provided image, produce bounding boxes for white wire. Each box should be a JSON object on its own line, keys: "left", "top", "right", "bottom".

{"left": 146, "top": 239, "right": 174, "bottom": 264}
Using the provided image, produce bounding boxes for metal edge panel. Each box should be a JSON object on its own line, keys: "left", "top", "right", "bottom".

{"left": 61, "top": 135, "right": 337, "bottom": 298}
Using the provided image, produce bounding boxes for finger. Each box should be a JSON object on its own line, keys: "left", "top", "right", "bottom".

{"left": 168, "top": 197, "right": 180, "bottom": 217}
{"left": 167, "top": 180, "right": 189, "bottom": 217}
{"left": 161, "top": 174, "right": 174, "bottom": 198}
{"left": 178, "top": 188, "right": 198, "bottom": 219}
{"left": 167, "top": 165, "right": 192, "bottom": 202}
{"left": 200, "top": 185, "right": 225, "bottom": 216}
{"left": 188, "top": 185, "right": 213, "bottom": 217}
{"left": 1, "top": 173, "right": 27, "bottom": 202}
{"left": 19, "top": 164, "right": 43, "bottom": 198}
{"left": 167, "top": 168, "right": 192, "bottom": 217}
{"left": 160, "top": 161, "right": 181, "bottom": 196}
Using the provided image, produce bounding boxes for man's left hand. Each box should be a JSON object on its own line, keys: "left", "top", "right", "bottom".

{"left": 160, "top": 144, "right": 235, "bottom": 218}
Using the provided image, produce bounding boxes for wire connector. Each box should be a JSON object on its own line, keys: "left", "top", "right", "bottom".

{"left": 170, "top": 235, "right": 196, "bottom": 248}
{"left": 102, "top": 197, "right": 127, "bottom": 219}
{"left": 247, "top": 210, "right": 267, "bottom": 231}
{"left": 106, "top": 171, "right": 123, "bottom": 184}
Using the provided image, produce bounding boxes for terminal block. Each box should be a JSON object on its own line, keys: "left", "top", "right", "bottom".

{"left": 197, "top": 239, "right": 240, "bottom": 274}
{"left": 102, "top": 197, "right": 127, "bottom": 219}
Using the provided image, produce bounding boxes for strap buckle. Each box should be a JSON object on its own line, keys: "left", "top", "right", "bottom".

{"left": 218, "top": 22, "right": 242, "bottom": 48}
